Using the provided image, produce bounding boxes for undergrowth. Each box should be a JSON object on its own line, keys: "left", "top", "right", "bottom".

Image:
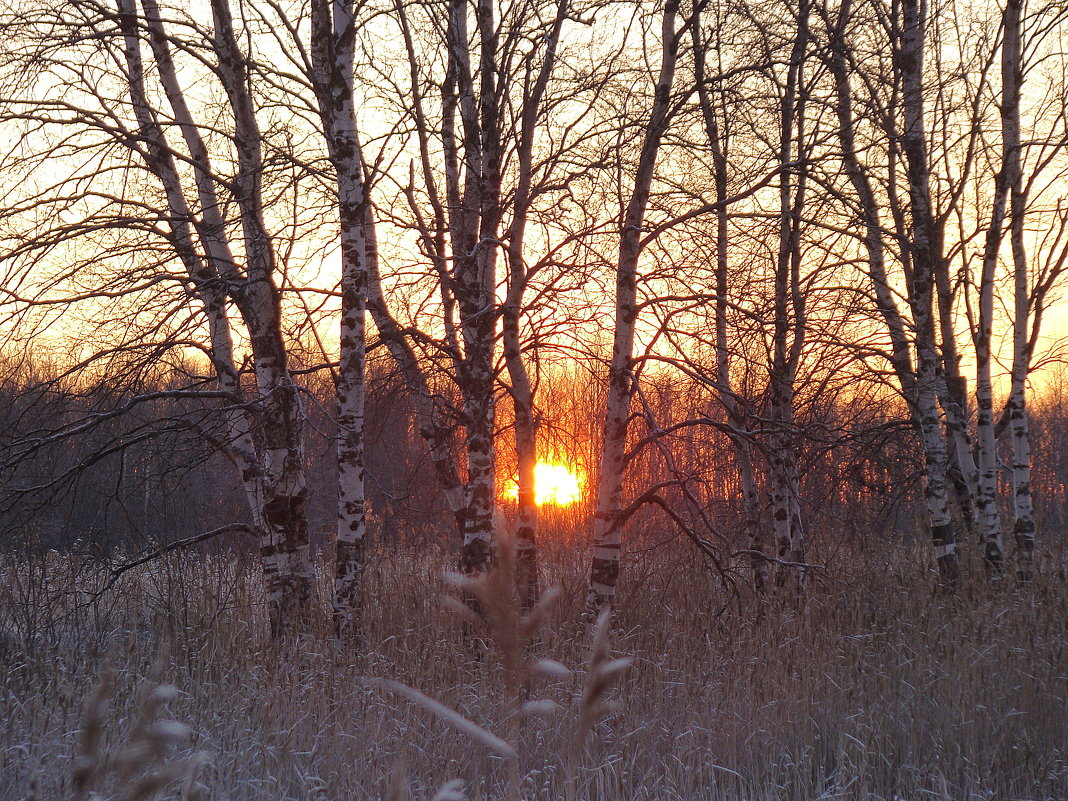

{"left": 1, "top": 534, "right": 1066, "bottom": 800}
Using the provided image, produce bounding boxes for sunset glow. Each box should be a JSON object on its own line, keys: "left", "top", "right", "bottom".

{"left": 506, "top": 461, "right": 585, "bottom": 506}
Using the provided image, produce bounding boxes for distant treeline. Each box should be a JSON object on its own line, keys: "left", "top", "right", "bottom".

{"left": 3, "top": 355, "right": 1065, "bottom": 565}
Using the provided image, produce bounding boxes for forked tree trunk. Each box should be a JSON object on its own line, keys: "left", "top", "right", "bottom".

{"left": 935, "top": 272, "right": 981, "bottom": 546}
{"left": 365, "top": 2, "right": 475, "bottom": 551}
{"left": 117, "top": 0, "right": 265, "bottom": 530}
{"left": 311, "top": 0, "right": 373, "bottom": 637}
{"left": 827, "top": 0, "right": 961, "bottom": 586}
{"left": 138, "top": 0, "right": 313, "bottom": 634}
{"left": 452, "top": 0, "right": 502, "bottom": 576}
{"left": 897, "top": 0, "right": 961, "bottom": 587}
{"left": 587, "top": 0, "right": 681, "bottom": 614}
{"left": 210, "top": 0, "right": 314, "bottom": 635}
{"left": 824, "top": 0, "right": 915, "bottom": 400}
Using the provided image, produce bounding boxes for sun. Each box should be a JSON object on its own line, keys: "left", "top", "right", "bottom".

{"left": 505, "top": 460, "right": 585, "bottom": 506}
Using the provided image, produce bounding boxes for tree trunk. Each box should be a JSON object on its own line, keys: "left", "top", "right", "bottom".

{"left": 117, "top": 0, "right": 265, "bottom": 537}
{"left": 211, "top": 0, "right": 314, "bottom": 635}
{"left": 1003, "top": 0, "right": 1036, "bottom": 581}
{"left": 770, "top": 0, "right": 810, "bottom": 600}
{"left": 139, "top": 0, "right": 313, "bottom": 634}
{"left": 501, "top": 0, "right": 567, "bottom": 608}
{"left": 974, "top": 46, "right": 1012, "bottom": 573}
{"left": 897, "top": 0, "right": 961, "bottom": 587}
{"left": 587, "top": 0, "right": 681, "bottom": 614}
{"left": 311, "top": 0, "right": 373, "bottom": 638}
{"left": 694, "top": 13, "right": 768, "bottom": 593}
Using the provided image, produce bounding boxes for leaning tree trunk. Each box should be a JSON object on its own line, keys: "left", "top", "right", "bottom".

{"left": 211, "top": 0, "right": 314, "bottom": 635}
{"left": 118, "top": 0, "right": 265, "bottom": 534}
{"left": 935, "top": 261, "right": 981, "bottom": 547}
{"left": 363, "top": 0, "right": 472, "bottom": 547}
{"left": 587, "top": 0, "right": 682, "bottom": 614}
{"left": 140, "top": 0, "right": 313, "bottom": 635}
{"left": 974, "top": 65, "right": 1012, "bottom": 574}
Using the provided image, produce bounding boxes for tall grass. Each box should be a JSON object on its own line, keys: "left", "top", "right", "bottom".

{"left": 1, "top": 535, "right": 1066, "bottom": 800}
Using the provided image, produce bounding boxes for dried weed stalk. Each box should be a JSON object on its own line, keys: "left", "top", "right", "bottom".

{"left": 380, "top": 525, "right": 632, "bottom": 801}
{"left": 69, "top": 670, "right": 209, "bottom": 801}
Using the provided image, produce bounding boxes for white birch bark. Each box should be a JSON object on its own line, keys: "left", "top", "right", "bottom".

{"left": 116, "top": 0, "right": 265, "bottom": 536}
{"left": 897, "top": 0, "right": 961, "bottom": 587}
{"left": 1002, "top": 0, "right": 1036, "bottom": 581}
{"left": 310, "top": 0, "right": 373, "bottom": 637}
{"left": 140, "top": 0, "right": 316, "bottom": 631}
{"left": 386, "top": 0, "right": 489, "bottom": 557}
{"left": 770, "top": 0, "right": 810, "bottom": 599}
{"left": 825, "top": 0, "right": 915, "bottom": 400}
{"left": 502, "top": 0, "right": 567, "bottom": 606}
{"left": 209, "top": 0, "right": 314, "bottom": 635}
{"left": 451, "top": 0, "right": 500, "bottom": 576}
{"left": 587, "top": 0, "right": 681, "bottom": 613}
{"left": 973, "top": 21, "right": 1014, "bottom": 573}
{"left": 934, "top": 272, "right": 980, "bottom": 542}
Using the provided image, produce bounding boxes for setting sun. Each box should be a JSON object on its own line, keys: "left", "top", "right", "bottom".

{"left": 505, "top": 461, "right": 585, "bottom": 506}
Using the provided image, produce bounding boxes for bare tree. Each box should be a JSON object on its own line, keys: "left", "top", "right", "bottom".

{"left": 0, "top": 0, "right": 323, "bottom": 635}
{"left": 587, "top": 0, "right": 685, "bottom": 613}
{"left": 306, "top": 0, "right": 374, "bottom": 637}
{"left": 692, "top": 5, "right": 769, "bottom": 592}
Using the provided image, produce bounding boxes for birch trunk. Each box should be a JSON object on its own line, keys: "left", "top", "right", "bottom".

{"left": 311, "top": 0, "right": 373, "bottom": 637}
{"left": 501, "top": 191, "right": 535, "bottom": 598}
{"left": 501, "top": 0, "right": 567, "bottom": 606}
{"left": 897, "top": 0, "right": 961, "bottom": 587}
{"left": 140, "top": 0, "right": 314, "bottom": 632}
{"left": 770, "top": 0, "right": 809, "bottom": 599}
{"left": 210, "top": 0, "right": 314, "bottom": 635}
{"left": 825, "top": 5, "right": 974, "bottom": 585}
{"left": 450, "top": 0, "right": 502, "bottom": 576}
{"left": 384, "top": 0, "right": 499, "bottom": 575}
{"left": 825, "top": 0, "right": 915, "bottom": 401}
{"left": 587, "top": 0, "right": 681, "bottom": 613}
{"left": 1002, "top": 0, "right": 1036, "bottom": 581}
{"left": 935, "top": 270, "right": 980, "bottom": 544}
{"left": 117, "top": 0, "right": 264, "bottom": 530}
{"left": 694, "top": 14, "right": 768, "bottom": 592}
{"left": 973, "top": 26, "right": 1013, "bottom": 573}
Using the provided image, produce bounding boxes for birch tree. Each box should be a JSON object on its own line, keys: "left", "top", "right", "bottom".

{"left": 761, "top": 0, "right": 812, "bottom": 596}
{"left": 378, "top": 0, "right": 614, "bottom": 587}
{"left": 816, "top": 0, "right": 991, "bottom": 586}
{"left": 692, "top": 8, "right": 769, "bottom": 592}
{"left": 587, "top": 0, "right": 684, "bottom": 613}
{"left": 991, "top": 0, "right": 1068, "bottom": 581}
{"left": 0, "top": 0, "right": 318, "bottom": 635}
{"left": 1003, "top": 0, "right": 1032, "bottom": 580}
{"left": 307, "top": 0, "right": 374, "bottom": 636}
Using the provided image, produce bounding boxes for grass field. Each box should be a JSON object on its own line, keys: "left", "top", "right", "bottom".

{"left": 2, "top": 536, "right": 1066, "bottom": 800}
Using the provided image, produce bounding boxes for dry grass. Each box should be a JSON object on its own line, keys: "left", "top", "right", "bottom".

{"left": 1, "top": 534, "right": 1066, "bottom": 800}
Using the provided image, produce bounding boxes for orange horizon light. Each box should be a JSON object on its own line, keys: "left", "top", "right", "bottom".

{"left": 504, "top": 460, "right": 585, "bottom": 507}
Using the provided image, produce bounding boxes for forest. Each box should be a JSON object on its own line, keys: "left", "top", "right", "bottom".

{"left": 0, "top": 0, "right": 1067, "bottom": 797}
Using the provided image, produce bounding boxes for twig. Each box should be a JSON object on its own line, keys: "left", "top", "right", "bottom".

{"left": 102, "top": 523, "right": 260, "bottom": 594}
